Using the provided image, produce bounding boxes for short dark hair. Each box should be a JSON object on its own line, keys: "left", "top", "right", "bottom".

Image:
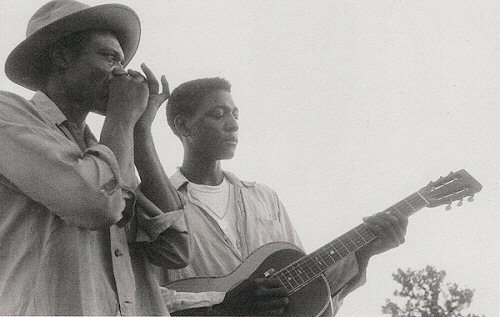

{"left": 166, "top": 77, "right": 232, "bottom": 136}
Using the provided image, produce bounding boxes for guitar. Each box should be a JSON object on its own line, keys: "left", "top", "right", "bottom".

{"left": 167, "top": 170, "right": 482, "bottom": 317}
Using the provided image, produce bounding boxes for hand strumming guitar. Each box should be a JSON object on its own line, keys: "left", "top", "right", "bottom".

{"left": 211, "top": 277, "right": 289, "bottom": 316}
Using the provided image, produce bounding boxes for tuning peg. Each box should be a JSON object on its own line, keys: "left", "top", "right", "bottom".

{"left": 467, "top": 195, "right": 474, "bottom": 202}
{"left": 445, "top": 202, "right": 452, "bottom": 211}
{"left": 457, "top": 199, "right": 463, "bottom": 207}
{"left": 449, "top": 171, "right": 454, "bottom": 175}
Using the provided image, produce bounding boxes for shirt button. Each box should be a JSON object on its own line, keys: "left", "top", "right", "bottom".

{"left": 114, "top": 249, "right": 123, "bottom": 257}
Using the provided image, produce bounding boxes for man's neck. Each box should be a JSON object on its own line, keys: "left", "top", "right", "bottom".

{"left": 181, "top": 157, "right": 224, "bottom": 186}
{"left": 42, "top": 84, "right": 89, "bottom": 133}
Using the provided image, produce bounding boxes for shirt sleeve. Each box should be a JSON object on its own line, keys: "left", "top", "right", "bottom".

{"left": 273, "top": 190, "right": 305, "bottom": 249}
{"left": 0, "top": 97, "right": 134, "bottom": 229}
{"left": 132, "top": 193, "right": 190, "bottom": 269}
{"left": 324, "top": 252, "right": 367, "bottom": 299}
{"left": 161, "top": 287, "right": 226, "bottom": 313}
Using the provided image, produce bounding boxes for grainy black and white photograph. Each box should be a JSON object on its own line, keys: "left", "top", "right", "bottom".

{"left": 0, "top": 0, "right": 498, "bottom": 316}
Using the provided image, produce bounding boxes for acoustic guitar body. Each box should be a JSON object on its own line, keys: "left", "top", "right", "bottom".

{"left": 166, "top": 242, "right": 332, "bottom": 317}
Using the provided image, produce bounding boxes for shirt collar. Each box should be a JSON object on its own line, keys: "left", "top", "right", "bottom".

{"left": 31, "top": 91, "right": 68, "bottom": 126}
{"left": 171, "top": 168, "right": 255, "bottom": 191}
{"left": 171, "top": 168, "right": 190, "bottom": 190}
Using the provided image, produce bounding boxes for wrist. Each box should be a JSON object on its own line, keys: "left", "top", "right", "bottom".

{"left": 134, "top": 124, "right": 153, "bottom": 140}
{"left": 355, "top": 247, "right": 373, "bottom": 270}
{"left": 103, "top": 113, "right": 137, "bottom": 132}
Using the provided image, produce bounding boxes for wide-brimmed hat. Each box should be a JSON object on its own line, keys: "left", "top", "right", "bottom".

{"left": 5, "top": 0, "right": 141, "bottom": 91}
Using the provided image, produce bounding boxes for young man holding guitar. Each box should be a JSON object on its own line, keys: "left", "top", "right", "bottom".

{"left": 157, "top": 77, "right": 408, "bottom": 316}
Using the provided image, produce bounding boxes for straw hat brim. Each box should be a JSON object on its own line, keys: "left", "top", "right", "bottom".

{"left": 5, "top": 4, "right": 141, "bottom": 91}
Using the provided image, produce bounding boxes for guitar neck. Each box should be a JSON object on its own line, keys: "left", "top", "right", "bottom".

{"left": 272, "top": 190, "right": 429, "bottom": 294}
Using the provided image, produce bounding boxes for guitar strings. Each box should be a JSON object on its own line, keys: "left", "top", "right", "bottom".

{"left": 272, "top": 193, "right": 427, "bottom": 294}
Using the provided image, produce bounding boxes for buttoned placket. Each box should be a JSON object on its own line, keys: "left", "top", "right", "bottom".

{"left": 110, "top": 225, "right": 136, "bottom": 315}
{"left": 57, "top": 119, "right": 137, "bottom": 315}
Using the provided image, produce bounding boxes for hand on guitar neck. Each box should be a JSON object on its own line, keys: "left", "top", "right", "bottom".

{"left": 355, "top": 210, "right": 408, "bottom": 268}
{"left": 211, "top": 277, "right": 289, "bottom": 316}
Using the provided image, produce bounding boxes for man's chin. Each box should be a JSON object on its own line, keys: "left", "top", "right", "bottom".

{"left": 219, "top": 150, "right": 236, "bottom": 160}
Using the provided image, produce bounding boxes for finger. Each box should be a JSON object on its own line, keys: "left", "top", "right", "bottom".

{"left": 127, "top": 69, "right": 146, "bottom": 83}
{"left": 112, "top": 68, "right": 128, "bottom": 77}
{"left": 141, "top": 63, "right": 160, "bottom": 94}
{"left": 388, "top": 209, "right": 409, "bottom": 227}
{"left": 363, "top": 212, "right": 398, "bottom": 226}
{"left": 160, "top": 75, "right": 170, "bottom": 98}
{"left": 379, "top": 213, "right": 406, "bottom": 244}
{"left": 254, "top": 278, "right": 287, "bottom": 291}
{"left": 366, "top": 222, "right": 399, "bottom": 246}
{"left": 255, "top": 285, "right": 289, "bottom": 298}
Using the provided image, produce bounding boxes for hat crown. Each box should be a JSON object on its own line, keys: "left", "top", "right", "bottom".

{"left": 26, "top": 0, "right": 90, "bottom": 37}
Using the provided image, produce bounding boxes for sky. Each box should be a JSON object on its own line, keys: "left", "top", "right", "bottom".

{"left": 1, "top": 1, "right": 499, "bottom": 316}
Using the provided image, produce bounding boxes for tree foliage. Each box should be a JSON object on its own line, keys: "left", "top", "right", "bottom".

{"left": 382, "top": 266, "right": 484, "bottom": 317}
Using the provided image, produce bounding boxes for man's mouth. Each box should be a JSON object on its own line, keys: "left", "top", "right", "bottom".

{"left": 224, "top": 138, "right": 238, "bottom": 145}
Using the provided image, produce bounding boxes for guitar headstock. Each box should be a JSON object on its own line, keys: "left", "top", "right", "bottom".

{"left": 419, "top": 170, "right": 482, "bottom": 210}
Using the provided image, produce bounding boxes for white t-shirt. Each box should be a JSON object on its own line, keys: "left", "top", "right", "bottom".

{"left": 186, "top": 177, "right": 240, "bottom": 254}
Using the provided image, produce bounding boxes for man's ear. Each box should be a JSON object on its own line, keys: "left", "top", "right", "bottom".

{"left": 174, "top": 114, "right": 191, "bottom": 137}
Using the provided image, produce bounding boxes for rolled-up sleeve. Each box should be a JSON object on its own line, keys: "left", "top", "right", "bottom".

{"left": 133, "top": 197, "right": 190, "bottom": 269}
{"left": 324, "top": 252, "right": 367, "bottom": 316}
{"left": 0, "top": 96, "right": 134, "bottom": 229}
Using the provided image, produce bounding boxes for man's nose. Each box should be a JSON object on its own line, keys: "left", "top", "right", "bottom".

{"left": 226, "top": 114, "right": 239, "bottom": 132}
{"left": 111, "top": 65, "right": 127, "bottom": 77}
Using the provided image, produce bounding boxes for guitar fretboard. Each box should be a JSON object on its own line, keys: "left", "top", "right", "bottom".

{"left": 272, "top": 191, "right": 428, "bottom": 294}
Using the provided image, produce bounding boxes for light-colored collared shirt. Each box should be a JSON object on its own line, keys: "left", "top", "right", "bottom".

{"left": 159, "top": 169, "right": 365, "bottom": 315}
{"left": 0, "top": 91, "right": 188, "bottom": 315}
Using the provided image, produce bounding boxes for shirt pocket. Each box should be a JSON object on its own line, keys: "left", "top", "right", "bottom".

{"left": 255, "top": 216, "right": 282, "bottom": 242}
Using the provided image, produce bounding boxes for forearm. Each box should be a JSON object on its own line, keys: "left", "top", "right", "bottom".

{"left": 325, "top": 252, "right": 368, "bottom": 302}
{"left": 161, "top": 287, "right": 225, "bottom": 315}
{"left": 100, "top": 117, "right": 136, "bottom": 186}
{"left": 0, "top": 121, "right": 132, "bottom": 228}
{"left": 134, "top": 128, "right": 182, "bottom": 212}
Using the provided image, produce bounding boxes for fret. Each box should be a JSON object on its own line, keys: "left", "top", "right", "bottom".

{"left": 273, "top": 189, "right": 429, "bottom": 295}
{"left": 356, "top": 224, "right": 376, "bottom": 242}
{"left": 290, "top": 265, "right": 306, "bottom": 284}
{"left": 392, "top": 201, "right": 412, "bottom": 217}
{"left": 346, "top": 230, "right": 365, "bottom": 248}
{"left": 325, "top": 244, "right": 342, "bottom": 261}
{"left": 392, "top": 205, "right": 404, "bottom": 217}
{"left": 353, "top": 226, "right": 368, "bottom": 243}
{"left": 293, "top": 265, "right": 309, "bottom": 283}
{"left": 323, "top": 246, "right": 337, "bottom": 263}
{"left": 332, "top": 240, "right": 350, "bottom": 256}
{"left": 317, "top": 250, "right": 335, "bottom": 267}
{"left": 283, "top": 271, "right": 299, "bottom": 289}
{"left": 276, "top": 272, "right": 293, "bottom": 290}
{"left": 416, "top": 190, "right": 429, "bottom": 205}
{"left": 340, "top": 234, "right": 357, "bottom": 252}
{"left": 404, "top": 199, "right": 417, "bottom": 213}
{"left": 302, "top": 262, "right": 316, "bottom": 278}
{"left": 310, "top": 256, "right": 324, "bottom": 274}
